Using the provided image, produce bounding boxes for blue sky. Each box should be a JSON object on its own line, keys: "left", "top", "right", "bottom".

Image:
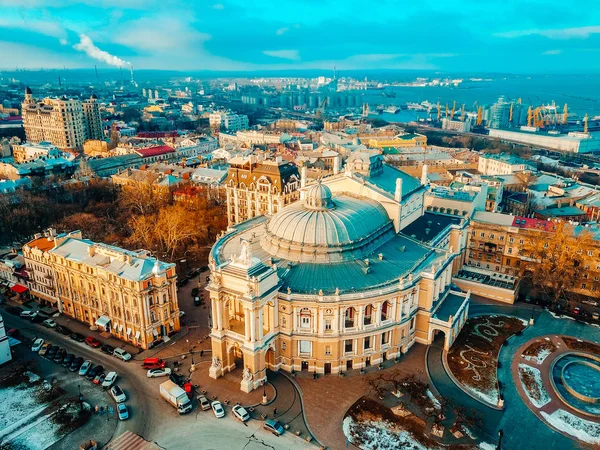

{"left": 0, "top": 0, "right": 599, "bottom": 72}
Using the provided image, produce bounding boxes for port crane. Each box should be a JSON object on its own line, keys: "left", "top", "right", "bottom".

{"left": 316, "top": 98, "right": 328, "bottom": 118}
{"left": 450, "top": 101, "right": 456, "bottom": 120}
{"left": 437, "top": 101, "right": 441, "bottom": 121}
{"left": 584, "top": 113, "right": 589, "bottom": 133}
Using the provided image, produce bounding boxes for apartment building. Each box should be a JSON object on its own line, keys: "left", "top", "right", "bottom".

{"left": 23, "top": 230, "right": 180, "bottom": 350}
{"left": 21, "top": 88, "right": 103, "bottom": 151}
{"left": 477, "top": 153, "right": 533, "bottom": 175}
{"left": 209, "top": 111, "right": 249, "bottom": 132}
{"left": 225, "top": 155, "right": 301, "bottom": 226}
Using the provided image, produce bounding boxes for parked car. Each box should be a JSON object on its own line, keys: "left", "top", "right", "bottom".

{"left": 93, "top": 373, "right": 106, "bottom": 385}
{"left": 79, "top": 360, "right": 92, "bottom": 376}
{"left": 53, "top": 348, "right": 66, "bottom": 363}
{"left": 582, "top": 300, "right": 599, "bottom": 307}
{"left": 55, "top": 325, "right": 72, "bottom": 335}
{"left": 20, "top": 311, "right": 37, "bottom": 319}
{"left": 573, "top": 307, "right": 581, "bottom": 315}
{"left": 197, "top": 394, "right": 211, "bottom": 411}
{"left": 147, "top": 368, "right": 172, "bottom": 378}
{"left": 31, "top": 314, "right": 47, "bottom": 324}
{"left": 7, "top": 328, "right": 20, "bottom": 338}
{"left": 70, "top": 357, "right": 84, "bottom": 372}
{"left": 85, "top": 336, "right": 101, "bottom": 348}
{"left": 117, "top": 403, "right": 129, "bottom": 420}
{"left": 142, "top": 358, "right": 165, "bottom": 369}
{"left": 86, "top": 364, "right": 104, "bottom": 380}
{"left": 113, "top": 348, "right": 132, "bottom": 361}
{"left": 46, "top": 345, "right": 58, "bottom": 360}
{"left": 70, "top": 333, "right": 85, "bottom": 342}
{"left": 232, "top": 405, "right": 250, "bottom": 422}
{"left": 194, "top": 297, "right": 201, "bottom": 306}
{"left": 31, "top": 338, "right": 44, "bottom": 352}
{"left": 6, "top": 306, "right": 24, "bottom": 315}
{"left": 110, "top": 385, "right": 127, "bottom": 403}
{"left": 62, "top": 353, "right": 75, "bottom": 367}
{"left": 211, "top": 400, "right": 225, "bottom": 418}
{"left": 593, "top": 312, "right": 600, "bottom": 320}
{"left": 102, "top": 372, "right": 118, "bottom": 388}
{"left": 101, "top": 344, "right": 115, "bottom": 355}
{"left": 179, "top": 310, "right": 186, "bottom": 318}
{"left": 263, "top": 419, "right": 285, "bottom": 436}
{"left": 43, "top": 319, "right": 57, "bottom": 328}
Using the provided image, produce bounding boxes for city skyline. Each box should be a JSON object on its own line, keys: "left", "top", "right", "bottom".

{"left": 1, "top": 0, "right": 599, "bottom": 73}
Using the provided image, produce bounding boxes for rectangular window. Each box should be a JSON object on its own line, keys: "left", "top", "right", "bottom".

{"left": 300, "top": 316, "right": 311, "bottom": 328}
{"left": 325, "top": 319, "right": 332, "bottom": 331}
{"left": 281, "top": 342, "right": 286, "bottom": 350}
{"left": 299, "top": 340, "right": 312, "bottom": 354}
{"left": 345, "top": 340, "right": 353, "bottom": 352}
{"left": 325, "top": 345, "right": 331, "bottom": 355}
{"left": 364, "top": 336, "right": 371, "bottom": 350}
{"left": 381, "top": 332, "right": 389, "bottom": 345}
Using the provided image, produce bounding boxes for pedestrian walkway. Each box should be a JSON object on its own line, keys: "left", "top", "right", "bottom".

{"left": 297, "top": 344, "right": 428, "bottom": 450}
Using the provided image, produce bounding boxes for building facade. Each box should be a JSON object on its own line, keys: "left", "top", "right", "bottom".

{"left": 209, "top": 112, "right": 249, "bottom": 132}
{"left": 208, "top": 161, "right": 470, "bottom": 392}
{"left": 478, "top": 153, "right": 532, "bottom": 175}
{"left": 22, "top": 88, "right": 103, "bottom": 151}
{"left": 225, "top": 156, "right": 301, "bottom": 226}
{"left": 23, "top": 230, "right": 180, "bottom": 349}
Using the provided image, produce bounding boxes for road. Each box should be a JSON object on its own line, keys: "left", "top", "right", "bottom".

{"left": 3, "top": 312, "right": 314, "bottom": 450}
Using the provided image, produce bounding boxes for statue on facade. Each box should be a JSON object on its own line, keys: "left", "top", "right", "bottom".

{"left": 211, "top": 356, "right": 221, "bottom": 369}
{"left": 335, "top": 287, "right": 340, "bottom": 295}
{"left": 234, "top": 240, "right": 252, "bottom": 266}
{"left": 242, "top": 367, "right": 253, "bottom": 381}
{"left": 287, "top": 287, "right": 292, "bottom": 295}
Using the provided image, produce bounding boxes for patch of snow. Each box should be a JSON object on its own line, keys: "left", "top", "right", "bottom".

{"left": 518, "top": 364, "right": 550, "bottom": 408}
{"left": 523, "top": 348, "right": 552, "bottom": 365}
{"left": 0, "top": 383, "right": 46, "bottom": 430}
{"left": 425, "top": 389, "right": 441, "bottom": 410}
{"left": 6, "top": 412, "right": 60, "bottom": 450}
{"left": 541, "top": 409, "right": 600, "bottom": 445}
{"left": 479, "top": 443, "right": 496, "bottom": 450}
{"left": 466, "top": 386, "right": 499, "bottom": 407}
{"left": 519, "top": 318, "right": 530, "bottom": 326}
{"left": 24, "top": 371, "right": 41, "bottom": 383}
{"left": 342, "top": 415, "right": 441, "bottom": 450}
{"left": 548, "top": 311, "right": 576, "bottom": 321}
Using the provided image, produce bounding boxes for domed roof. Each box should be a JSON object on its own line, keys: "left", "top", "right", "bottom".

{"left": 261, "top": 189, "right": 394, "bottom": 263}
{"left": 304, "top": 181, "right": 334, "bottom": 210}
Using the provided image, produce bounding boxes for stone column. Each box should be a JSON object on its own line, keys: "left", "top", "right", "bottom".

{"left": 258, "top": 307, "right": 264, "bottom": 340}
{"left": 250, "top": 308, "right": 256, "bottom": 342}
{"left": 313, "top": 308, "right": 318, "bottom": 333}
{"left": 293, "top": 307, "right": 298, "bottom": 331}
{"left": 318, "top": 308, "right": 324, "bottom": 334}
{"left": 211, "top": 297, "right": 218, "bottom": 330}
{"left": 244, "top": 308, "right": 251, "bottom": 341}
{"left": 333, "top": 308, "right": 339, "bottom": 332}
{"left": 216, "top": 298, "right": 223, "bottom": 330}
{"left": 375, "top": 302, "right": 381, "bottom": 326}
{"left": 357, "top": 306, "right": 364, "bottom": 330}
{"left": 273, "top": 302, "right": 279, "bottom": 329}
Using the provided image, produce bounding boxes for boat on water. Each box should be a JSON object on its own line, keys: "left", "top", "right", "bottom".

{"left": 406, "top": 102, "right": 427, "bottom": 111}
{"left": 384, "top": 105, "right": 400, "bottom": 114}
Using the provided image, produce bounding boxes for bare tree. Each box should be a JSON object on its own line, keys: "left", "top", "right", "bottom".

{"left": 519, "top": 222, "right": 594, "bottom": 307}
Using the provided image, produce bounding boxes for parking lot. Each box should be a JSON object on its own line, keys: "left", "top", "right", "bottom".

{"left": 2, "top": 308, "right": 316, "bottom": 450}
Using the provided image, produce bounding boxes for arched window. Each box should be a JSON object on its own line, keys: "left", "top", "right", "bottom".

{"left": 364, "top": 304, "right": 374, "bottom": 325}
{"left": 345, "top": 307, "right": 356, "bottom": 328}
{"left": 381, "top": 301, "right": 391, "bottom": 321}
{"left": 300, "top": 308, "right": 311, "bottom": 328}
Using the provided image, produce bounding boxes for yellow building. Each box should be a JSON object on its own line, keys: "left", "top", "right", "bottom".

{"left": 23, "top": 230, "right": 180, "bottom": 350}
{"left": 367, "top": 133, "right": 427, "bottom": 149}
{"left": 208, "top": 157, "right": 470, "bottom": 392}
{"left": 21, "top": 88, "right": 102, "bottom": 151}
{"left": 83, "top": 139, "right": 117, "bottom": 157}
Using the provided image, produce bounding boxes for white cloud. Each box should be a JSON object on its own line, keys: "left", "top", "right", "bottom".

{"left": 0, "top": 17, "right": 66, "bottom": 40}
{"left": 263, "top": 49, "right": 300, "bottom": 60}
{"left": 111, "top": 16, "right": 210, "bottom": 52}
{"left": 73, "top": 34, "right": 130, "bottom": 67}
{"left": 495, "top": 25, "right": 600, "bottom": 40}
{"left": 211, "top": 3, "right": 224, "bottom": 9}
{"left": 543, "top": 49, "right": 562, "bottom": 55}
{"left": 59, "top": 38, "right": 68, "bottom": 45}
{"left": 276, "top": 27, "right": 289, "bottom": 35}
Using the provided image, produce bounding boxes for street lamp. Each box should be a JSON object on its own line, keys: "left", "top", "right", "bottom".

{"left": 190, "top": 350, "right": 196, "bottom": 372}
{"left": 529, "top": 303, "right": 536, "bottom": 326}
{"left": 496, "top": 429, "right": 504, "bottom": 450}
{"left": 262, "top": 380, "right": 268, "bottom": 405}
{"left": 78, "top": 384, "right": 83, "bottom": 404}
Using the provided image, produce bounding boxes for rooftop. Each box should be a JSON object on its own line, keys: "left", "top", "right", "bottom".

{"left": 402, "top": 212, "right": 463, "bottom": 244}
{"left": 433, "top": 291, "right": 468, "bottom": 322}
{"left": 354, "top": 164, "right": 421, "bottom": 198}
{"left": 50, "top": 238, "right": 174, "bottom": 282}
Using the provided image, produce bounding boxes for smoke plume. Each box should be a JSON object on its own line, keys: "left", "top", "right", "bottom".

{"left": 73, "top": 34, "right": 130, "bottom": 67}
